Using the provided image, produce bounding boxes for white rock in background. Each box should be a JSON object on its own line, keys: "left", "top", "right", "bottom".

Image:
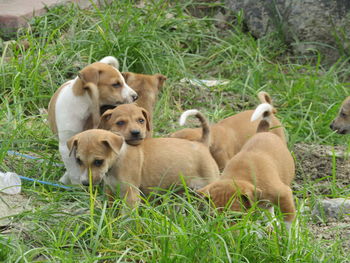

{"left": 312, "top": 198, "right": 350, "bottom": 220}
{"left": 0, "top": 172, "right": 21, "bottom": 195}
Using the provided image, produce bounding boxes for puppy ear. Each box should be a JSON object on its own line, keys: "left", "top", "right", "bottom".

{"left": 122, "top": 72, "right": 130, "bottom": 82}
{"left": 141, "top": 108, "right": 151, "bottom": 131}
{"left": 101, "top": 133, "right": 124, "bottom": 155}
{"left": 155, "top": 74, "right": 167, "bottom": 90}
{"left": 78, "top": 66, "right": 100, "bottom": 86}
{"left": 239, "top": 186, "right": 262, "bottom": 208}
{"left": 98, "top": 109, "right": 114, "bottom": 129}
{"left": 67, "top": 136, "right": 78, "bottom": 157}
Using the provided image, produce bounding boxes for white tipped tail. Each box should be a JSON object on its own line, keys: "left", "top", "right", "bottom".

{"left": 99, "top": 56, "right": 119, "bottom": 69}
{"left": 251, "top": 103, "right": 273, "bottom": 122}
{"left": 179, "top": 109, "right": 200, "bottom": 126}
{"left": 178, "top": 109, "right": 210, "bottom": 147}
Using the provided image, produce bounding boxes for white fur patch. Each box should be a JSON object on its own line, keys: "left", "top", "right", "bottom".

{"left": 179, "top": 109, "right": 199, "bottom": 126}
{"left": 251, "top": 103, "right": 273, "bottom": 122}
{"left": 99, "top": 56, "right": 119, "bottom": 69}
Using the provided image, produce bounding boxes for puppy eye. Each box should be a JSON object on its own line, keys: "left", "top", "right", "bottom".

{"left": 93, "top": 159, "right": 104, "bottom": 167}
{"left": 341, "top": 112, "right": 347, "bottom": 118}
{"left": 138, "top": 118, "right": 145, "bottom": 124}
{"left": 116, "top": 120, "right": 125, "bottom": 126}
{"left": 112, "top": 82, "right": 121, "bottom": 88}
{"left": 76, "top": 157, "right": 82, "bottom": 166}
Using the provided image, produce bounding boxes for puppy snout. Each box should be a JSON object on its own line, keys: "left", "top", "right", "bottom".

{"left": 130, "top": 129, "right": 141, "bottom": 137}
{"left": 330, "top": 122, "right": 334, "bottom": 130}
{"left": 132, "top": 94, "right": 138, "bottom": 101}
{"left": 82, "top": 180, "right": 89, "bottom": 186}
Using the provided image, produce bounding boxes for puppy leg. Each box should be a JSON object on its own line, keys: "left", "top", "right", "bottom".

{"left": 59, "top": 142, "right": 81, "bottom": 184}
{"left": 278, "top": 186, "right": 296, "bottom": 230}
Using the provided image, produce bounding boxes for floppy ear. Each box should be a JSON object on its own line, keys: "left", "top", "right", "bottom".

{"left": 341, "top": 96, "right": 350, "bottom": 110}
{"left": 101, "top": 133, "right": 124, "bottom": 155}
{"left": 121, "top": 72, "right": 130, "bottom": 82}
{"left": 155, "top": 74, "right": 167, "bottom": 90}
{"left": 141, "top": 108, "right": 151, "bottom": 131}
{"left": 78, "top": 66, "right": 100, "bottom": 86}
{"left": 98, "top": 109, "right": 114, "bottom": 129}
{"left": 67, "top": 136, "right": 78, "bottom": 157}
{"left": 239, "top": 186, "right": 262, "bottom": 208}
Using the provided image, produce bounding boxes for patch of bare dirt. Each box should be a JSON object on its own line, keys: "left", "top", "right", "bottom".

{"left": 0, "top": 193, "right": 33, "bottom": 226}
{"left": 293, "top": 143, "right": 350, "bottom": 251}
{"left": 293, "top": 143, "right": 350, "bottom": 195}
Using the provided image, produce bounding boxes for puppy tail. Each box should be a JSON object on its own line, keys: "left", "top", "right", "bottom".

{"left": 251, "top": 103, "right": 274, "bottom": 133}
{"left": 257, "top": 91, "right": 277, "bottom": 114}
{"left": 179, "top": 109, "right": 210, "bottom": 146}
{"left": 99, "top": 56, "right": 119, "bottom": 69}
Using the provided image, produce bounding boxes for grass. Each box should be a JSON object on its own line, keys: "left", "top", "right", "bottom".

{"left": 0, "top": 0, "right": 350, "bottom": 261}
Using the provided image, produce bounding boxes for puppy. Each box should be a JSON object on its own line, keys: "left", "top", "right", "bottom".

{"left": 68, "top": 108, "right": 219, "bottom": 207}
{"left": 100, "top": 72, "right": 167, "bottom": 137}
{"left": 171, "top": 92, "right": 285, "bottom": 171}
{"left": 330, "top": 96, "right": 350, "bottom": 134}
{"left": 198, "top": 103, "right": 295, "bottom": 229}
{"left": 98, "top": 104, "right": 151, "bottom": 145}
{"left": 122, "top": 72, "right": 167, "bottom": 137}
{"left": 48, "top": 56, "right": 138, "bottom": 184}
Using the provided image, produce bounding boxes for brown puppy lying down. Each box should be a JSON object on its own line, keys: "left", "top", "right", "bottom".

{"left": 68, "top": 107, "right": 219, "bottom": 207}
{"left": 330, "top": 96, "right": 350, "bottom": 134}
{"left": 198, "top": 102, "right": 295, "bottom": 229}
{"left": 171, "top": 92, "right": 285, "bottom": 171}
{"left": 100, "top": 72, "right": 167, "bottom": 137}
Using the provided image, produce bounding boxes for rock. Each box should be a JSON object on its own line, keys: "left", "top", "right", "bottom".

{"left": 225, "top": 0, "right": 350, "bottom": 63}
{"left": 312, "top": 198, "right": 350, "bottom": 220}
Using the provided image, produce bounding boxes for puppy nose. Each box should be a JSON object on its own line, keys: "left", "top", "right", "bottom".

{"left": 130, "top": 130, "right": 140, "bottom": 137}
{"left": 82, "top": 180, "right": 89, "bottom": 186}
{"left": 132, "top": 94, "right": 138, "bottom": 101}
{"left": 330, "top": 123, "right": 333, "bottom": 129}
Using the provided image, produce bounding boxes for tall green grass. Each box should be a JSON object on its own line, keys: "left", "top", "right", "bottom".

{"left": 0, "top": 1, "right": 349, "bottom": 261}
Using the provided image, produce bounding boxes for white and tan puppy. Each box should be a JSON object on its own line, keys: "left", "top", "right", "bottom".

{"left": 48, "top": 56, "right": 138, "bottom": 184}
{"left": 69, "top": 107, "right": 219, "bottom": 207}
{"left": 171, "top": 92, "right": 286, "bottom": 171}
{"left": 198, "top": 103, "right": 295, "bottom": 229}
{"left": 330, "top": 96, "right": 350, "bottom": 134}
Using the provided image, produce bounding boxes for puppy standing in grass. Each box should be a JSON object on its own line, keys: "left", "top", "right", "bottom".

{"left": 171, "top": 92, "right": 286, "bottom": 171}
{"left": 48, "top": 56, "right": 138, "bottom": 184}
{"left": 198, "top": 102, "right": 296, "bottom": 229}
{"left": 330, "top": 96, "right": 350, "bottom": 134}
{"left": 71, "top": 105, "right": 219, "bottom": 207}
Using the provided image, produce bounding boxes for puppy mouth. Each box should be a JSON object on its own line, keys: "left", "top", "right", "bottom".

{"left": 125, "top": 138, "right": 144, "bottom": 145}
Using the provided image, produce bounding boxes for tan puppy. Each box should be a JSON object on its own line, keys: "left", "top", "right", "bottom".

{"left": 171, "top": 92, "right": 285, "bottom": 171}
{"left": 198, "top": 103, "right": 295, "bottom": 229}
{"left": 330, "top": 96, "right": 350, "bottom": 134}
{"left": 100, "top": 72, "right": 167, "bottom": 137}
{"left": 68, "top": 112, "right": 219, "bottom": 207}
{"left": 98, "top": 104, "right": 151, "bottom": 145}
{"left": 48, "top": 56, "right": 138, "bottom": 184}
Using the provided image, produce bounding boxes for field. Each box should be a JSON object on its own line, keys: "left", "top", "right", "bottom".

{"left": 0, "top": 1, "right": 349, "bottom": 261}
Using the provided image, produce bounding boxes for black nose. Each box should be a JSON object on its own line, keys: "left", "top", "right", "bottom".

{"left": 130, "top": 130, "right": 141, "bottom": 137}
{"left": 330, "top": 123, "right": 333, "bottom": 129}
{"left": 82, "top": 180, "right": 89, "bottom": 186}
{"left": 132, "top": 94, "right": 138, "bottom": 101}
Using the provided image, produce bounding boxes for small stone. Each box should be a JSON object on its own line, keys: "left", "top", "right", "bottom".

{"left": 312, "top": 198, "right": 350, "bottom": 220}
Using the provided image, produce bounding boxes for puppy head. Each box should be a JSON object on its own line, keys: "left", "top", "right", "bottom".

{"left": 122, "top": 72, "right": 167, "bottom": 95}
{"left": 67, "top": 129, "right": 124, "bottom": 186}
{"left": 330, "top": 96, "right": 350, "bottom": 134}
{"left": 98, "top": 104, "right": 150, "bottom": 146}
{"left": 76, "top": 62, "right": 138, "bottom": 106}
{"left": 197, "top": 180, "right": 262, "bottom": 212}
